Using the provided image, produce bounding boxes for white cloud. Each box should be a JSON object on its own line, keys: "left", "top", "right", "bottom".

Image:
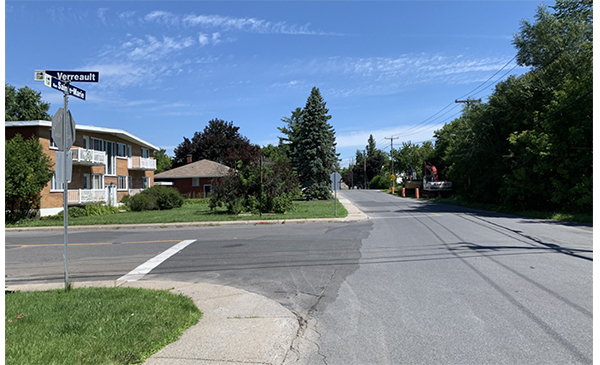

{"left": 125, "top": 35, "right": 195, "bottom": 61}
{"left": 143, "top": 11, "right": 179, "bottom": 26}
{"left": 182, "top": 13, "right": 333, "bottom": 35}
{"left": 279, "top": 54, "right": 522, "bottom": 97}
{"left": 97, "top": 8, "right": 109, "bottom": 24}
{"left": 118, "top": 11, "right": 136, "bottom": 26}
{"left": 198, "top": 33, "right": 210, "bottom": 46}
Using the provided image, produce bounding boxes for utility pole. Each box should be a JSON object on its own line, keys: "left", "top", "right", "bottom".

{"left": 455, "top": 98, "right": 480, "bottom": 186}
{"left": 385, "top": 136, "right": 399, "bottom": 193}
{"left": 363, "top": 150, "right": 367, "bottom": 189}
{"left": 349, "top": 158, "right": 354, "bottom": 189}
{"left": 455, "top": 98, "right": 481, "bottom": 125}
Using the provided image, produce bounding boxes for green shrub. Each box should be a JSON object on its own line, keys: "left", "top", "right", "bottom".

{"left": 370, "top": 175, "right": 389, "bottom": 190}
{"left": 120, "top": 194, "right": 131, "bottom": 206}
{"left": 273, "top": 193, "right": 293, "bottom": 213}
{"left": 128, "top": 186, "right": 184, "bottom": 211}
{"left": 227, "top": 197, "right": 246, "bottom": 215}
{"left": 144, "top": 185, "right": 184, "bottom": 210}
{"left": 246, "top": 195, "right": 260, "bottom": 213}
{"left": 57, "top": 204, "right": 120, "bottom": 218}
{"left": 129, "top": 194, "right": 158, "bottom": 212}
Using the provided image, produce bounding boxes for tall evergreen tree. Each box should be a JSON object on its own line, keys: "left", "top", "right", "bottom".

{"left": 295, "top": 87, "right": 338, "bottom": 200}
{"left": 277, "top": 107, "right": 303, "bottom": 168}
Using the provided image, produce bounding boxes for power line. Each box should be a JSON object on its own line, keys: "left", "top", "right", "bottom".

{"left": 456, "top": 55, "right": 518, "bottom": 100}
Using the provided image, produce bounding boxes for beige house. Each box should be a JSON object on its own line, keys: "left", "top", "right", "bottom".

{"left": 6, "top": 120, "right": 159, "bottom": 216}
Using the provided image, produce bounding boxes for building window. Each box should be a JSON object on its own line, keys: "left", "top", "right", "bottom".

{"left": 192, "top": 178, "right": 200, "bottom": 186}
{"left": 127, "top": 145, "right": 132, "bottom": 158}
{"left": 92, "top": 174, "right": 103, "bottom": 190}
{"left": 83, "top": 174, "right": 91, "bottom": 189}
{"left": 204, "top": 184, "right": 212, "bottom": 197}
{"left": 118, "top": 176, "right": 127, "bottom": 190}
{"left": 105, "top": 141, "right": 116, "bottom": 175}
{"left": 142, "top": 177, "right": 150, "bottom": 189}
{"left": 141, "top": 148, "right": 149, "bottom": 159}
{"left": 50, "top": 174, "right": 64, "bottom": 191}
{"left": 117, "top": 143, "right": 127, "bottom": 158}
{"left": 83, "top": 136, "right": 89, "bottom": 149}
{"left": 49, "top": 130, "right": 57, "bottom": 149}
{"left": 92, "top": 138, "right": 104, "bottom": 151}
{"left": 128, "top": 176, "right": 133, "bottom": 190}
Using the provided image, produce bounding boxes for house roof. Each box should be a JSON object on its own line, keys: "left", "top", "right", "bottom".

{"left": 5, "top": 120, "right": 160, "bottom": 151}
{"left": 154, "top": 159, "right": 232, "bottom": 179}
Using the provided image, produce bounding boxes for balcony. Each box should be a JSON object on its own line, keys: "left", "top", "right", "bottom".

{"left": 128, "top": 157, "right": 156, "bottom": 170}
{"left": 71, "top": 148, "right": 106, "bottom": 165}
{"left": 67, "top": 189, "right": 106, "bottom": 205}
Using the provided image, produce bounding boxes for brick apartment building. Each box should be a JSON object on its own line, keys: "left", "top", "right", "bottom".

{"left": 6, "top": 120, "right": 159, "bottom": 216}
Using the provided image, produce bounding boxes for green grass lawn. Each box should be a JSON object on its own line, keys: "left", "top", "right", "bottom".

{"left": 5, "top": 287, "right": 202, "bottom": 365}
{"left": 7, "top": 199, "right": 348, "bottom": 228}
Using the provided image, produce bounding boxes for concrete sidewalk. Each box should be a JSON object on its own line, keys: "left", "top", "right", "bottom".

{"left": 7, "top": 280, "right": 299, "bottom": 365}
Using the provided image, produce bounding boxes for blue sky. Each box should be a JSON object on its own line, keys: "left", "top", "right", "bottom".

{"left": 5, "top": 1, "right": 545, "bottom": 166}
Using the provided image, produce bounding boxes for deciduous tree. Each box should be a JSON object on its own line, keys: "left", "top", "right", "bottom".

{"left": 5, "top": 83, "right": 51, "bottom": 121}
{"left": 5, "top": 134, "right": 54, "bottom": 222}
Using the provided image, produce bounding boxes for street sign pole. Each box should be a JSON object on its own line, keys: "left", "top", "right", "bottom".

{"left": 330, "top": 172, "right": 342, "bottom": 217}
{"left": 335, "top": 188, "right": 337, "bottom": 217}
{"left": 63, "top": 82, "right": 70, "bottom": 290}
{"left": 37, "top": 69, "right": 95, "bottom": 291}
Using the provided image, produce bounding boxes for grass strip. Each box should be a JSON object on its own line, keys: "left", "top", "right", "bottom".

{"left": 7, "top": 199, "right": 348, "bottom": 228}
{"left": 384, "top": 190, "right": 592, "bottom": 224}
{"left": 5, "top": 286, "right": 202, "bottom": 365}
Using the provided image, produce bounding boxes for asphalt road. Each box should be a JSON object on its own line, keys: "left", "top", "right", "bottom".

{"left": 5, "top": 190, "right": 593, "bottom": 364}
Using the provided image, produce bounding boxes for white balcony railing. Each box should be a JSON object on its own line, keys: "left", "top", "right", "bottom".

{"left": 67, "top": 189, "right": 107, "bottom": 205}
{"left": 71, "top": 148, "right": 106, "bottom": 165}
{"left": 128, "top": 189, "right": 143, "bottom": 196}
{"left": 128, "top": 157, "right": 156, "bottom": 170}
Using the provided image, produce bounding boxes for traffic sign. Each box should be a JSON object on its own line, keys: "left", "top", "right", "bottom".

{"left": 44, "top": 74, "right": 86, "bottom": 100}
{"left": 330, "top": 172, "right": 342, "bottom": 191}
{"left": 55, "top": 151, "right": 73, "bottom": 184}
{"left": 52, "top": 108, "right": 76, "bottom": 151}
{"left": 45, "top": 70, "right": 99, "bottom": 83}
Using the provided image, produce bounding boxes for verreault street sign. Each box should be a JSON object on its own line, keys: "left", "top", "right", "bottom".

{"left": 45, "top": 70, "right": 99, "bottom": 83}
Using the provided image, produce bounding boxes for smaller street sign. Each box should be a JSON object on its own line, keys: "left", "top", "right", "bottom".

{"left": 55, "top": 151, "right": 73, "bottom": 184}
{"left": 52, "top": 108, "right": 76, "bottom": 151}
{"left": 34, "top": 70, "right": 45, "bottom": 82}
{"left": 44, "top": 74, "right": 86, "bottom": 100}
{"left": 45, "top": 70, "right": 99, "bottom": 83}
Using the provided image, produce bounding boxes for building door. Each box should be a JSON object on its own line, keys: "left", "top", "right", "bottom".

{"left": 107, "top": 184, "right": 117, "bottom": 206}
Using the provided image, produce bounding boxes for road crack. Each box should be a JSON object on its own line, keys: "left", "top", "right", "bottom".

{"left": 283, "top": 269, "right": 336, "bottom": 365}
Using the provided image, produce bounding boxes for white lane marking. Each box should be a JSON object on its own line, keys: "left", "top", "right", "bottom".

{"left": 118, "top": 240, "right": 196, "bottom": 282}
